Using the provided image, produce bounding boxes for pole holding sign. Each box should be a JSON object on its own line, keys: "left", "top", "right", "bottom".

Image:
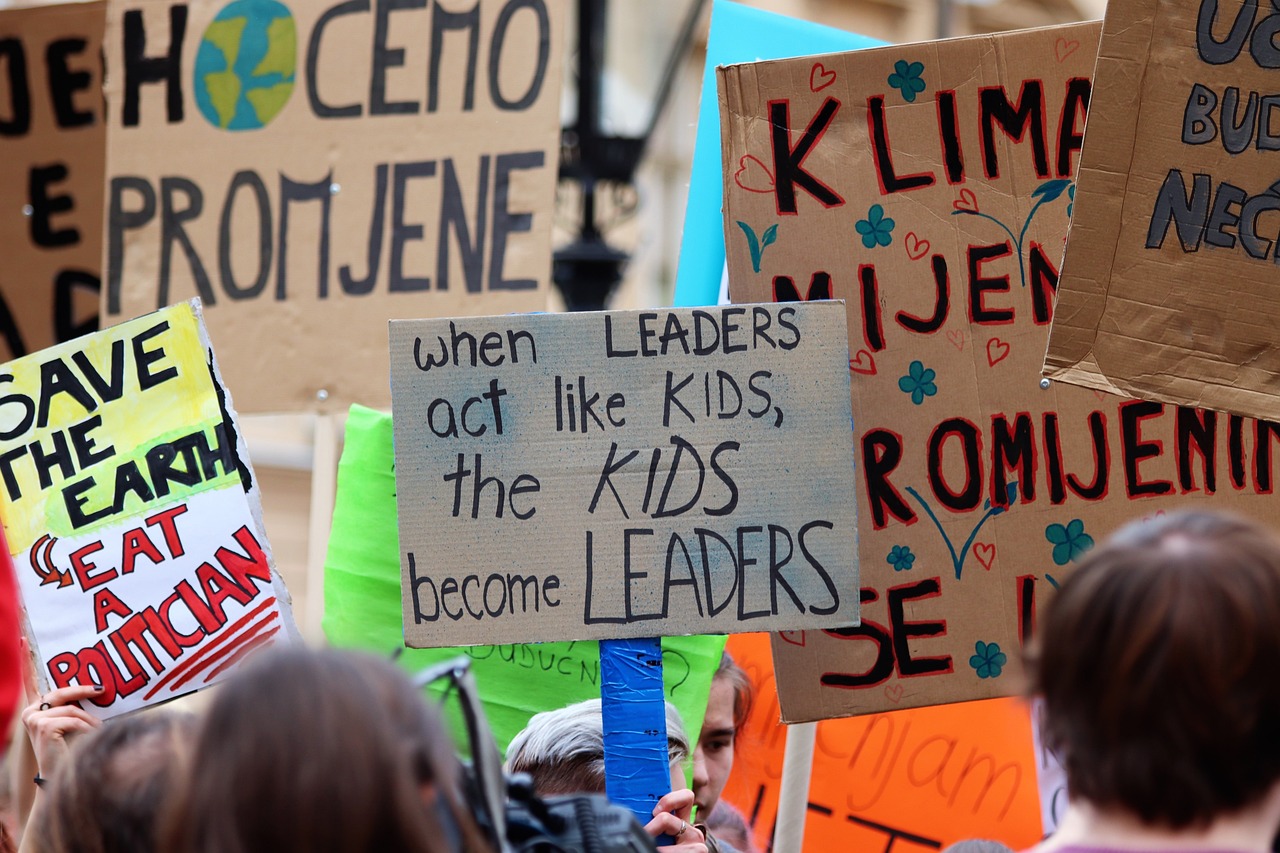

{"left": 1, "top": 300, "right": 297, "bottom": 718}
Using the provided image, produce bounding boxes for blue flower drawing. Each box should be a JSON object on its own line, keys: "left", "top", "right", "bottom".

{"left": 1046, "top": 519, "right": 1094, "bottom": 566}
{"left": 897, "top": 360, "right": 938, "bottom": 405}
{"left": 888, "top": 60, "right": 926, "bottom": 103}
{"left": 886, "top": 545, "right": 915, "bottom": 572}
{"left": 969, "top": 641, "right": 1007, "bottom": 679}
{"left": 855, "top": 204, "right": 895, "bottom": 248}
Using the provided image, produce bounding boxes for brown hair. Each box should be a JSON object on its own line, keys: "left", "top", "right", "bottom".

{"left": 1026, "top": 511, "right": 1280, "bottom": 828}
{"left": 30, "top": 711, "right": 195, "bottom": 853}
{"left": 714, "top": 653, "right": 753, "bottom": 734}
{"left": 162, "top": 648, "right": 488, "bottom": 853}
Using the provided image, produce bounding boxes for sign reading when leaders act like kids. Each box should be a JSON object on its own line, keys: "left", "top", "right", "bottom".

{"left": 390, "top": 304, "right": 859, "bottom": 647}
{"left": 1044, "top": 0, "right": 1280, "bottom": 421}
{"left": 103, "top": 0, "right": 564, "bottom": 413}
{"left": 722, "top": 22, "right": 1280, "bottom": 721}
{"left": 0, "top": 1, "right": 106, "bottom": 362}
{"left": 0, "top": 301, "right": 297, "bottom": 718}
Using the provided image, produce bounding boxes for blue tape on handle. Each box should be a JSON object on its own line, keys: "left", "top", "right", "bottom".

{"left": 599, "top": 636, "right": 673, "bottom": 840}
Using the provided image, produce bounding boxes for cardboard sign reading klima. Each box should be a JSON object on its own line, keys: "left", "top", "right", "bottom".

{"left": 1044, "top": 0, "right": 1280, "bottom": 421}
{"left": 390, "top": 304, "right": 859, "bottom": 647}
{"left": 721, "top": 22, "right": 1280, "bottom": 721}
{"left": 0, "top": 301, "right": 296, "bottom": 717}
{"left": 103, "top": 0, "right": 564, "bottom": 413}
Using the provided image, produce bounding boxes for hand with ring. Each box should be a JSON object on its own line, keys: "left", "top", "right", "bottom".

{"left": 20, "top": 684, "right": 105, "bottom": 786}
{"left": 646, "top": 788, "right": 707, "bottom": 853}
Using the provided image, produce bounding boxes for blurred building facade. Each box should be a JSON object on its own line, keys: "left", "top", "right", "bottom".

{"left": 596, "top": 0, "right": 1107, "bottom": 310}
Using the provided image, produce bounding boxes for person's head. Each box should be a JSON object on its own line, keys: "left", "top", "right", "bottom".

{"left": 693, "top": 653, "right": 753, "bottom": 816}
{"left": 164, "top": 647, "right": 479, "bottom": 853}
{"left": 29, "top": 710, "right": 195, "bottom": 853}
{"left": 1027, "top": 511, "right": 1280, "bottom": 829}
{"left": 506, "top": 698, "right": 689, "bottom": 797}
{"left": 705, "top": 802, "right": 754, "bottom": 853}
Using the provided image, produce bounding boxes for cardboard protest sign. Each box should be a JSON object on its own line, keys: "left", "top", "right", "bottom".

{"left": 1043, "top": 0, "right": 1280, "bottom": 421}
{"left": 102, "top": 0, "right": 564, "bottom": 414}
{"left": 0, "top": 1, "right": 105, "bottom": 361}
{"left": 722, "top": 23, "right": 1280, "bottom": 720}
{"left": 323, "top": 404, "right": 727, "bottom": 753}
{"left": 1, "top": 300, "right": 296, "bottom": 717}
{"left": 389, "top": 304, "right": 859, "bottom": 648}
{"left": 721, "top": 633, "right": 1045, "bottom": 853}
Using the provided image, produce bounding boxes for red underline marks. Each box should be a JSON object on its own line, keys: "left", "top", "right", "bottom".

{"left": 202, "top": 627, "right": 281, "bottom": 684}
{"left": 142, "top": 598, "right": 278, "bottom": 700}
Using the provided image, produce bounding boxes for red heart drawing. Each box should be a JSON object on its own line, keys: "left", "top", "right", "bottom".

{"left": 973, "top": 542, "right": 996, "bottom": 570}
{"left": 778, "top": 631, "right": 806, "bottom": 647}
{"left": 986, "top": 337, "right": 1011, "bottom": 367}
{"left": 849, "top": 350, "right": 877, "bottom": 375}
{"left": 810, "top": 62, "right": 837, "bottom": 93}
{"left": 946, "top": 330, "right": 965, "bottom": 351}
{"left": 733, "top": 155, "right": 775, "bottom": 194}
{"left": 1054, "top": 37, "right": 1080, "bottom": 63}
{"left": 904, "top": 231, "right": 930, "bottom": 261}
{"left": 953, "top": 188, "right": 979, "bottom": 213}
{"left": 884, "top": 684, "right": 904, "bottom": 704}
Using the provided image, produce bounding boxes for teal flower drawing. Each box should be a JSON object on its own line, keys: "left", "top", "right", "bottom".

{"left": 887, "top": 60, "right": 926, "bottom": 103}
{"left": 886, "top": 544, "right": 915, "bottom": 572}
{"left": 855, "top": 204, "right": 895, "bottom": 248}
{"left": 1046, "top": 519, "right": 1094, "bottom": 566}
{"left": 969, "top": 641, "right": 1007, "bottom": 679}
{"left": 898, "top": 360, "right": 937, "bottom": 405}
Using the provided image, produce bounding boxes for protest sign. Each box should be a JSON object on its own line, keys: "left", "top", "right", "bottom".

{"left": 323, "top": 404, "right": 727, "bottom": 752}
{"left": 722, "top": 23, "right": 1280, "bottom": 720}
{"left": 721, "top": 633, "right": 1044, "bottom": 852}
{"left": 1044, "top": 0, "right": 1280, "bottom": 422}
{"left": 102, "top": 0, "right": 563, "bottom": 414}
{"left": 389, "top": 304, "right": 859, "bottom": 648}
{"left": 1, "top": 300, "right": 296, "bottom": 717}
{"left": 0, "top": 1, "right": 105, "bottom": 362}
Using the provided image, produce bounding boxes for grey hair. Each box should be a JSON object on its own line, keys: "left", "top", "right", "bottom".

{"left": 505, "top": 698, "right": 689, "bottom": 795}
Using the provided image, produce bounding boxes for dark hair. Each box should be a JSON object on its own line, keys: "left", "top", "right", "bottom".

{"left": 30, "top": 711, "right": 195, "bottom": 853}
{"left": 714, "top": 653, "right": 753, "bottom": 734}
{"left": 163, "top": 648, "right": 486, "bottom": 853}
{"left": 1027, "top": 511, "right": 1280, "bottom": 828}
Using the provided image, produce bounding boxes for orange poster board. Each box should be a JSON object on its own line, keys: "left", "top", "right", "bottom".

{"left": 722, "top": 633, "right": 1043, "bottom": 852}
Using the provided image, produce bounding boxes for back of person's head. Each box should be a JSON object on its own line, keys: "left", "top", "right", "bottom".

{"left": 30, "top": 710, "right": 194, "bottom": 853}
{"left": 505, "top": 698, "right": 688, "bottom": 796}
{"left": 1027, "top": 511, "right": 1280, "bottom": 828}
{"left": 713, "top": 653, "right": 753, "bottom": 734}
{"left": 164, "top": 647, "right": 469, "bottom": 853}
{"left": 705, "top": 802, "right": 754, "bottom": 853}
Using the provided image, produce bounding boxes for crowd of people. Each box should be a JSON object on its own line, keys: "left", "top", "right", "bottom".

{"left": 2, "top": 510, "right": 1279, "bottom": 853}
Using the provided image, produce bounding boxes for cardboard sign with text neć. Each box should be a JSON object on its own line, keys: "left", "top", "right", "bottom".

{"left": 1, "top": 300, "right": 297, "bottom": 717}
{"left": 389, "top": 304, "right": 859, "bottom": 647}
{"left": 722, "top": 23, "right": 1280, "bottom": 722}
{"left": 0, "top": 1, "right": 105, "bottom": 362}
{"left": 102, "top": 0, "right": 564, "bottom": 413}
{"left": 1043, "top": 0, "right": 1280, "bottom": 421}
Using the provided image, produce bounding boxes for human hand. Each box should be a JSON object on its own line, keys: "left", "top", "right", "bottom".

{"left": 647, "top": 789, "right": 707, "bottom": 853}
{"left": 20, "top": 685, "right": 103, "bottom": 780}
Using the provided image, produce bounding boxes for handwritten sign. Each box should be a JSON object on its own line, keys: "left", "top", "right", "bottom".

{"left": 721, "top": 23, "right": 1280, "bottom": 720}
{"left": 389, "top": 304, "right": 859, "bottom": 647}
{"left": 323, "top": 404, "right": 726, "bottom": 750}
{"left": 1, "top": 300, "right": 296, "bottom": 717}
{"left": 102, "top": 0, "right": 564, "bottom": 413}
{"left": 1045, "top": 0, "right": 1280, "bottom": 422}
{"left": 721, "top": 633, "right": 1044, "bottom": 852}
{"left": 0, "top": 1, "right": 105, "bottom": 361}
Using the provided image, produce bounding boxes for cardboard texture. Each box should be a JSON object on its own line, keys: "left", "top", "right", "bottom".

{"left": 0, "top": 1, "right": 105, "bottom": 362}
{"left": 323, "top": 404, "right": 726, "bottom": 755}
{"left": 101, "top": 0, "right": 563, "bottom": 414}
{"left": 0, "top": 300, "right": 297, "bottom": 717}
{"left": 1043, "top": 0, "right": 1280, "bottom": 421}
{"left": 720, "top": 633, "right": 1044, "bottom": 852}
{"left": 721, "top": 23, "right": 1280, "bottom": 721}
{"left": 389, "top": 304, "right": 859, "bottom": 647}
